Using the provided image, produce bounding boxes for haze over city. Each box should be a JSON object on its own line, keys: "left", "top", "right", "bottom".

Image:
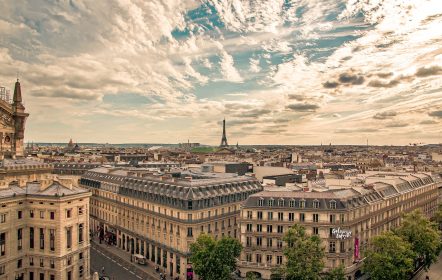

{"left": 1, "top": 0, "right": 442, "bottom": 145}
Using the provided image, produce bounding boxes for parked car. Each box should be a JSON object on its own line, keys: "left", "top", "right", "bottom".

{"left": 132, "top": 253, "right": 147, "bottom": 265}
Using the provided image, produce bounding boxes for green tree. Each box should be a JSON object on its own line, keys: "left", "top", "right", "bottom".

{"left": 431, "top": 204, "right": 442, "bottom": 230}
{"left": 323, "top": 265, "right": 345, "bottom": 280}
{"left": 189, "top": 234, "right": 242, "bottom": 280}
{"left": 394, "top": 209, "right": 442, "bottom": 269}
{"left": 363, "top": 231, "right": 415, "bottom": 280}
{"left": 279, "top": 224, "right": 325, "bottom": 280}
{"left": 246, "top": 272, "right": 259, "bottom": 280}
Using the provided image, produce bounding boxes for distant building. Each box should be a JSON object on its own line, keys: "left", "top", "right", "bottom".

{"left": 53, "top": 162, "right": 103, "bottom": 175}
{"left": 209, "top": 162, "right": 253, "bottom": 176}
{"left": 262, "top": 174, "right": 306, "bottom": 186}
{"left": 64, "top": 139, "right": 80, "bottom": 153}
{"left": 179, "top": 142, "right": 200, "bottom": 149}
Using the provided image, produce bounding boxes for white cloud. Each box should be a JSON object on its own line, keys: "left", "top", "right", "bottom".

{"left": 249, "top": 58, "right": 261, "bottom": 73}
{"left": 219, "top": 50, "right": 243, "bottom": 83}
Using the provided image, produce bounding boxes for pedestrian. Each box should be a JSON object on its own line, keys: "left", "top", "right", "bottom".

{"left": 101, "top": 266, "right": 105, "bottom": 274}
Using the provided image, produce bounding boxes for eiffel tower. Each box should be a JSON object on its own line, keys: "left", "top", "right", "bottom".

{"left": 220, "top": 119, "right": 228, "bottom": 147}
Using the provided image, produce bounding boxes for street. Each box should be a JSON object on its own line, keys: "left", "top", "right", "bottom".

{"left": 91, "top": 244, "right": 150, "bottom": 280}
{"left": 418, "top": 253, "right": 442, "bottom": 280}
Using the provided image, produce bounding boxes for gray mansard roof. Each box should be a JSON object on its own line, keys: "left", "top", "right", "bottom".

{"left": 243, "top": 172, "right": 437, "bottom": 210}
{"left": 81, "top": 167, "right": 262, "bottom": 209}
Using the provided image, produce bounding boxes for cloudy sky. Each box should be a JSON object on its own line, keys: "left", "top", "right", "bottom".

{"left": 1, "top": 0, "right": 442, "bottom": 145}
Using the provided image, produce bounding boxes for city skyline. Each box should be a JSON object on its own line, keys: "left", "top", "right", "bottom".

{"left": 1, "top": 1, "right": 442, "bottom": 145}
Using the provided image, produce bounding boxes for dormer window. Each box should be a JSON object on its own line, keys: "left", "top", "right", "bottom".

{"left": 258, "top": 198, "right": 264, "bottom": 206}
{"left": 330, "top": 200, "right": 337, "bottom": 209}
{"left": 300, "top": 200, "right": 305, "bottom": 208}
{"left": 289, "top": 199, "right": 295, "bottom": 207}
{"left": 278, "top": 199, "right": 284, "bottom": 207}
{"left": 268, "top": 198, "right": 274, "bottom": 207}
{"left": 313, "top": 200, "right": 320, "bottom": 209}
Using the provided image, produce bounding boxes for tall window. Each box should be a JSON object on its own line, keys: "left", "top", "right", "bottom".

{"left": 78, "top": 224, "right": 84, "bottom": 243}
{"left": 267, "top": 212, "right": 273, "bottom": 220}
{"left": 299, "top": 213, "right": 305, "bottom": 222}
{"left": 40, "top": 228, "right": 45, "bottom": 250}
{"left": 278, "top": 212, "right": 284, "bottom": 221}
{"left": 30, "top": 227, "right": 34, "bottom": 249}
{"left": 18, "top": 211, "right": 22, "bottom": 219}
{"left": 66, "top": 227, "right": 72, "bottom": 249}
{"left": 329, "top": 241, "right": 336, "bottom": 253}
{"left": 277, "top": 255, "right": 283, "bottom": 265}
{"left": 30, "top": 210, "right": 34, "bottom": 218}
{"left": 246, "top": 237, "right": 252, "bottom": 247}
{"left": 268, "top": 199, "right": 274, "bottom": 207}
{"left": 50, "top": 212, "right": 55, "bottom": 220}
{"left": 278, "top": 199, "right": 284, "bottom": 207}
{"left": 277, "top": 225, "right": 284, "bottom": 233}
{"left": 288, "top": 213, "right": 295, "bottom": 221}
{"left": 0, "top": 214, "right": 5, "bottom": 223}
{"left": 246, "top": 211, "right": 252, "bottom": 219}
{"left": 257, "top": 211, "right": 263, "bottom": 220}
{"left": 277, "top": 239, "right": 283, "bottom": 249}
{"left": 66, "top": 209, "right": 72, "bottom": 218}
{"left": 17, "top": 228, "right": 23, "bottom": 250}
{"left": 258, "top": 198, "right": 264, "bottom": 206}
{"left": 313, "top": 213, "right": 319, "bottom": 223}
{"left": 313, "top": 227, "right": 319, "bottom": 235}
{"left": 0, "top": 233, "right": 5, "bottom": 255}
{"left": 246, "top": 224, "right": 252, "bottom": 232}
{"left": 50, "top": 230, "right": 55, "bottom": 251}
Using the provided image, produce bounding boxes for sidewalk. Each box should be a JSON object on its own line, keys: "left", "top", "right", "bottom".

{"left": 91, "top": 237, "right": 166, "bottom": 280}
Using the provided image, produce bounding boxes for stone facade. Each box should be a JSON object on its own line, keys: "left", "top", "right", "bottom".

{"left": 80, "top": 167, "right": 262, "bottom": 279}
{"left": 238, "top": 172, "right": 441, "bottom": 280}
{"left": 0, "top": 160, "right": 92, "bottom": 280}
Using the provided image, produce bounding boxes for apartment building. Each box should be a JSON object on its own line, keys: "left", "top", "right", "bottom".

{"left": 80, "top": 167, "right": 262, "bottom": 279}
{"left": 238, "top": 172, "right": 440, "bottom": 280}
{"left": 0, "top": 159, "right": 91, "bottom": 280}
